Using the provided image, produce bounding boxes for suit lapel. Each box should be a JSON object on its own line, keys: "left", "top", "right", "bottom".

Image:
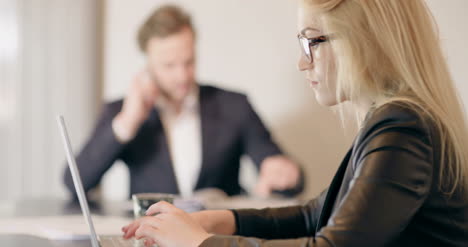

{"left": 194, "top": 86, "right": 220, "bottom": 190}
{"left": 316, "top": 148, "right": 353, "bottom": 231}
{"left": 148, "top": 108, "right": 180, "bottom": 194}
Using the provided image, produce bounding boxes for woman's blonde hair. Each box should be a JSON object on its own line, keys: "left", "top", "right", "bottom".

{"left": 302, "top": 0, "right": 468, "bottom": 195}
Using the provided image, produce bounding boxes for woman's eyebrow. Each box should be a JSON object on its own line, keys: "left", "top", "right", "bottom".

{"left": 300, "top": 27, "right": 321, "bottom": 36}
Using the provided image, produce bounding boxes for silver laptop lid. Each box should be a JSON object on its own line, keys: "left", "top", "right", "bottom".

{"left": 57, "top": 115, "right": 100, "bottom": 247}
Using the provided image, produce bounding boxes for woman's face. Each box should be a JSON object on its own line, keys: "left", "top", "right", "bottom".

{"left": 297, "top": 7, "right": 340, "bottom": 106}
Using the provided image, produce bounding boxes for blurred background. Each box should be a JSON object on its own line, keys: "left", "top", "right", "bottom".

{"left": 1, "top": 0, "right": 467, "bottom": 201}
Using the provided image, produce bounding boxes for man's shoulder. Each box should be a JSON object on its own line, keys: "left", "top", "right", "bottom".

{"left": 97, "top": 98, "right": 124, "bottom": 118}
{"left": 99, "top": 98, "right": 123, "bottom": 112}
{"left": 199, "top": 84, "right": 248, "bottom": 105}
{"left": 105, "top": 98, "right": 124, "bottom": 108}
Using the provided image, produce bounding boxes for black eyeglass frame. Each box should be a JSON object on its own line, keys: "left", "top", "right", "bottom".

{"left": 297, "top": 34, "right": 330, "bottom": 63}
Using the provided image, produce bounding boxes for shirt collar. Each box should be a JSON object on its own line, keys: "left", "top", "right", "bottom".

{"left": 156, "top": 84, "right": 199, "bottom": 113}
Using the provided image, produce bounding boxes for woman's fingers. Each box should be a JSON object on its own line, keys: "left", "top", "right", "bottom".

{"left": 122, "top": 217, "right": 151, "bottom": 239}
{"left": 144, "top": 238, "right": 156, "bottom": 247}
{"left": 145, "top": 201, "right": 178, "bottom": 216}
{"left": 135, "top": 223, "right": 160, "bottom": 240}
{"left": 123, "top": 221, "right": 141, "bottom": 239}
{"left": 121, "top": 225, "right": 128, "bottom": 232}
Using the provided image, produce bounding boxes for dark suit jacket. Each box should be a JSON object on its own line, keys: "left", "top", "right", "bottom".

{"left": 201, "top": 103, "right": 468, "bottom": 247}
{"left": 64, "top": 85, "right": 304, "bottom": 198}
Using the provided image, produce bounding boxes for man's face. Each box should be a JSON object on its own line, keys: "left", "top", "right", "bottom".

{"left": 146, "top": 27, "right": 196, "bottom": 104}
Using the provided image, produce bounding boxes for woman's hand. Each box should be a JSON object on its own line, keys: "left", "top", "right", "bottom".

{"left": 122, "top": 201, "right": 213, "bottom": 247}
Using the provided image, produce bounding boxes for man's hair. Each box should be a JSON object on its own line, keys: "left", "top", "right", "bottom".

{"left": 137, "top": 4, "right": 194, "bottom": 52}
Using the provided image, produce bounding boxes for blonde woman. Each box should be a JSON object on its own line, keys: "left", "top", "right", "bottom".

{"left": 122, "top": 0, "right": 468, "bottom": 246}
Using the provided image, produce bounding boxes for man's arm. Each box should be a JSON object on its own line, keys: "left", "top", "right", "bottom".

{"left": 239, "top": 96, "right": 304, "bottom": 196}
{"left": 63, "top": 101, "right": 127, "bottom": 197}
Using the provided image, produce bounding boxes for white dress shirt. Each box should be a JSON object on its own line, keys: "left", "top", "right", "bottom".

{"left": 112, "top": 88, "right": 202, "bottom": 198}
{"left": 158, "top": 89, "right": 202, "bottom": 198}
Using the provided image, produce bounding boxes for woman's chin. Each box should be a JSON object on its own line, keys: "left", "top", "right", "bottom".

{"left": 314, "top": 93, "right": 339, "bottom": 107}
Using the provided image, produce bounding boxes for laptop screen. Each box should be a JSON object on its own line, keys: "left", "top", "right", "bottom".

{"left": 57, "top": 115, "right": 100, "bottom": 247}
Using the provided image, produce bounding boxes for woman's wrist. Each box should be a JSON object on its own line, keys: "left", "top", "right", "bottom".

{"left": 211, "top": 210, "right": 236, "bottom": 235}
{"left": 192, "top": 210, "right": 236, "bottom": 235}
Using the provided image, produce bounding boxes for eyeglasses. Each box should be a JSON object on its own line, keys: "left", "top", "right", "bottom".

{"left": 297, "top": 34, "right": 330, "bottom": 63}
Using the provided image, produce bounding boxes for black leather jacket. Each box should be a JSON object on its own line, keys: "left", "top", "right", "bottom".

{"left": 201, "top": 103, "right": 468, "bottom": 247}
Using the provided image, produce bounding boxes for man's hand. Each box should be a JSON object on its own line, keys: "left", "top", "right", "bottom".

{"left": 255, "top": 155, "right": 301, "bottom": 197}
{"left": 113, "top": 71, "right": 159, "bottom": 141}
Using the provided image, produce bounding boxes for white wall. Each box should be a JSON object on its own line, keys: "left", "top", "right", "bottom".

{"left": 102, "top": 0, "right": 468, "bottom": 200}
{"left": 426, "top": 0, "right": 468, "bottom": 99}
{"left": 0, "top": 0, "right": 100, "bottom": 200}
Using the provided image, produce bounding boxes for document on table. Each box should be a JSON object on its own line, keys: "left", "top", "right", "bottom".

{"left": 0, "top": 215, "right": 132, "bottom": 240}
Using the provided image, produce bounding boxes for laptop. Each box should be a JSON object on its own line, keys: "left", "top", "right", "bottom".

{"left": 57, "top": 115, "right": 142, "bottom": 247}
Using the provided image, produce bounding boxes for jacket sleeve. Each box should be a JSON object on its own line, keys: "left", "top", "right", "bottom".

{"left": 239, "top": 96, "right": 305, "bottom": 196}
{"left": 231, "top": 189, "right": 328, "bottom": 239}
{"left": 63, "top": 102, "right": 127, "bottom": 198}
{"left": 200, "top": 111, "right": 434, "bottom": 247}
{"left": 240, "top": 96, "right": 282, "bottom": 164}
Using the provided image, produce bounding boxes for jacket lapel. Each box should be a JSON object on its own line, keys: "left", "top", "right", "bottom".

{"left": 148, "top": 108, "right": 180, "bottom": 194}
{"left": 194, "top": 86, "right": 220, "bottom": 190}
{"left": 316, "top": 148, "right": 353, "bottom": 231}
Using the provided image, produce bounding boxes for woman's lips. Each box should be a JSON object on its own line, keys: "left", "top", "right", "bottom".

{"left": 309, "top": 80, "right": 319, "bottom": 87}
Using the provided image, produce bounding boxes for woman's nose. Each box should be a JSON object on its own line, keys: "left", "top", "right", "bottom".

{"left": 297, "top": 55, "right": 313, "bottom": 71}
